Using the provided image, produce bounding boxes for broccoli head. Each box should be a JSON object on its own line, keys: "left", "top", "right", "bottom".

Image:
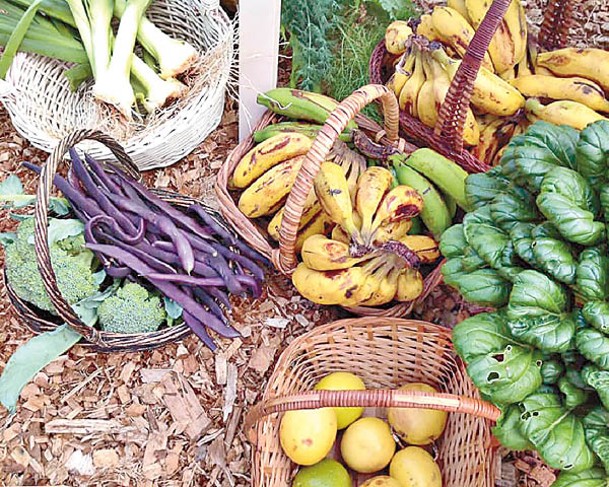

{"left": 98, "top": 282, "right": 166, "bottom": 334}
{"left": 5, "top": 218, "right": 98, "bottom": 313}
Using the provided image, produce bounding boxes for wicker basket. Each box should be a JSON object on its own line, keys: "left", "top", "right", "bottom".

{"left": 217, "top": 84, "right": 446, "bottom": 317}
{"left": 245, "top": 317, "right": 501, "bottom": 487}
{"left": 5, "top": 129, "right": 238, "bottom": 353}
{"left": 369, "top": 0, "right": 584, "bottom": 171}
{"left": 0, "top": 0, "right": 232, "bottom": 171}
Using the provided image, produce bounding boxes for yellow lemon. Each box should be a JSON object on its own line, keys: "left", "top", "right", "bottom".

{"left": 315, "top": 372, "right": 366, "bottom": 429}
{"left": 340, "top": 417, "right": 396, "bottom": 473}
{"left": 360, "top": 476, "right": 402, "bottom": 487}
{"left": 387, "top": 383, "right": 448, "bottom": 445}
{"left": 389, "top": 447, "right": 442, "bottom": 487}
{"left": 280, "top": 408, "right": 337, "bottom": 466}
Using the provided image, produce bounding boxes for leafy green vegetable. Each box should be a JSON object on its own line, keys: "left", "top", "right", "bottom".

{"left": 583, "top": 301, "right": 609, "bottom": 335}
{"left": 576, "top": 328, "right": 609, "bottom": 370}
{"left": 532, "top": 236, "right": 577, "bottom": 284}
{"left": 576, "top": 120, "right": 609, "bottom": 189}
{"left": 465, "top": 223, "right": 510, "bottom": 270}
{"left": 541, "top": 359, "right": 565, "bottom": 385}
{"left": 552, "top": 468, "right": 608, "bottom": 487}
{"left": 464, "top": 168, "right": 510, "bottom": 210}
{"left": 582, "top": 365, "right": 609, "bottom": 410}
{"left": 576, "top": 249, "right": 609, "bottom": 301}
{"left": 490, "top": 187, "right": 539, "bottom": 232}
{"left": 451, "top": 312, "right": 515, "bottom": 363}
{"left": 540, "top": 166, "right": 599, "bottom": 217}
{"left": 507, "top": 313, "right": 575, "bottom": 353}
{"left": 438, "top": 224, "right": 466, "bottom": 259}
{"left": 444, "top": 268, "right": 511, "bottom": 307}
{"left": 507, "top": 270, "right": 567, "bottom": 320}
{"left": 492, "top": 405, "right": 533, "bottom": 451}
{"left": 520, "top": 392, "right": 596, "bottom": 473}
{"left": 466, "top": 345, "right": 543, "bottom": 405}
{"left": 582, "top": 407, "right": 609, "bottom": 472}
{"left": 511, "top": 222, "right": 537, "bottom": 266}
{"left": 558, "top": 376, "right": 588, "bottom": 408}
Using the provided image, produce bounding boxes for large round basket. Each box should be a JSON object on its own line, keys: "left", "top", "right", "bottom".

{"left": 0, "top": 0, "right": 232, "bottom": 171}
{"left": 217, "top": 84, "right": 445, "bottom": 317}
{"left": 369, "top": 0, "right": 588, "bottom": 170}
{"left": 244, "top": 317, "right": 500, "bottom": 487}
{"left": 5, "top": 129, "right": 238, "bottom": 352}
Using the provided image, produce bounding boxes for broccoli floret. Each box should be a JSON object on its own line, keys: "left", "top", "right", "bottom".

{"left": 98, "top": 282, "right": 166, "bottom": 334}
{"left": 5, "top": 218, "right": 98, "bottom": 313}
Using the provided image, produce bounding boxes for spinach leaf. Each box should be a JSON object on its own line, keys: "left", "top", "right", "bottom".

{"left": 445, "top": 268, "right": 511, "bottom": 307}
{"left": 532, "top": 237, "right": 577, "bottom": 285}
{"left": 540, "top": 166, "right": 599, "bottom": 217}
{"left": 439, "top": 224, "right": 467, "bottom": 259}
{"left": 541, "top": 359, "right": 565, "bottom": 385}
{"left": 526, "top": 121, "right": 579, "bottom": 171}
{"left": 558, "top": 376, "right": 589, "bottom": 409}
{"left": 582, "top": 406, "right": 609, "bottom": 473}
{"left": 511, "top": 222, "right": 537, "bottom": 266}
{"left": 489, "top": 187, "right": 539, "bottom": 232}
{"left": 507, "top": 270, "right": 568, "bottom": 320}
{"left": 583, "top": 301, "right": 609, "bottom": 335}
{"left": 464, "top": 169, "right": 510, "bottom": 210}
{"left": 452, "top": 312, "right": 516, "bottom": 363}
{"left": 492, "top": 405, "right": 533, "bottom": 451}
{"left": 466, "top": 345, "right": 542, "bottom": 405}
{"left": 507, "top": 314, "right": 575, "bottom": 353}
{"left": 576, "top": 249, "right": 609, "bottom": 301}
{"left": 576, "top": 328, "right": 609, "bottom": 370}
{"left": 582, "top": 365, "right": 609, "bottom": 410}
{"left": 601, "top": 186, "right": 609, "bottom": 223}
{"left": 520, "top": 392, "right": 596, "bottom": 473}
{"left": 466, "top": 223, "right": 510, "bottom": 270}
{"left": 552, "top": 468, "right": 609, "bottom": 487}
{"left": 576, "top": 120, "right": 609, "bottom": 189}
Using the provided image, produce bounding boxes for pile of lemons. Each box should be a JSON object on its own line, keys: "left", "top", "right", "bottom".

{"left": 279, "top": 372, "right": 446, "bottom": 487}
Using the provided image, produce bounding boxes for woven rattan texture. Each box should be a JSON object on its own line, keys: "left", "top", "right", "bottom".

{"left": 247, "top": 318, "right": 498, "bottom": 487}
{"left": 0, "top": 0, "right": 232, "bottom": 170}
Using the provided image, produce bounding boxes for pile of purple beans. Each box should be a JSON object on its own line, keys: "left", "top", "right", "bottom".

{"left": 24, "top": 150, "right": 267, "bottom": 350}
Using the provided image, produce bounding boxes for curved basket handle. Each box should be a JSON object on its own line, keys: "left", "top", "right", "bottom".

{"left": 538, "top": 0, "right": 575, "bottom": 51}
{"left": 33, "top": 129, "right": 139, "bottom": 344}
{"left": 274, "top": 84, "right": 401, "bottom": 273}
{"left": 244, "top": 388, "right": 501, "bottom": 444}
{"left": 435, "top": 0, "right": 512, "bottom": 153}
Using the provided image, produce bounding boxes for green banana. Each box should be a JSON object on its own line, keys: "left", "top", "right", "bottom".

{"left": 399, "top": 148, "right": 471, "bottom": 211}
{"left": 443, "top": 193, "right": 458, "bottom": 219}
{"left": 253, "top": 121, "right": 353, "bottom": 143}
{"left": 257, "top": 88, "right": 357, "bottom": 130}
{"left": 393, "top": 163, "right": 452, "bottom": 239}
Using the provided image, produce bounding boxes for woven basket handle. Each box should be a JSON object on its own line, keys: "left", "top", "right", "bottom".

{"left": 275, "top": 84, "right": 401, "bottom": 273}
{"left": 435, "top": 0, "right": 512, "bottom": 153}
{"left": 33, "top": 129, "right": 139, "bottom": 343}
{"left": 538, "top": 0, "right": 575, "bottom": 51}
{"left": 244, "top": 388, "right": 501, "bottom": 444}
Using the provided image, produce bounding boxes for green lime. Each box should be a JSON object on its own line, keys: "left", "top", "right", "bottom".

{"left": 292, "top": 458, "right": 352, "bottom": 487}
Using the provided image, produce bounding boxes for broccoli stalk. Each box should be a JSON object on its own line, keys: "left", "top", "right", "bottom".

{"left": 97, "top": 282, "right": 166, "bottom": 334}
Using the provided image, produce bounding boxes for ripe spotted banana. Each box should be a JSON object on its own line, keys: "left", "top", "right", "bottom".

{"left": 301, "top": 234, "right": 367, "bottom": 271}
{"left": 430, "top": 6, "right": 494, "bottom": 72}
{"left": 253, "top": 122, "right": 353, "bottom": 144}
{"left": 416, "top": 53, "right": 437, "bottom": 127}
{"left": 447, "top": 0, "right": 472, "bottom": 23}
{"left": 399, "top": 50, "right": 426, "bottom": 116}
{"left": 314, "top": 162, "right": 361, "bottom": 242}
{"left": 231, "top": 133, "right": 312, "bottom": 189}
{"left": 292, "top": 263, "right": 370, "bottom": 306}
{"left": 359, "top": 261, "right": 400, "bottom": 307}
{"left": 525, "top": 98, "right": 608, "bottom": 131}
{"left": 393, "top": 162, "right": 452, "bottom": 239}
{"left": 385, "top": 21, "right": 414, "bottom": 55}
{"left": 431, "top": 47, "right": 524, "bottom": 116}
{"left": 400, "top": 235, "right": 441, "bottom": 263}
{"left": 370, "top": 185, "right": 424, "bottom": 231}
{"left": 472, "top": 116, "right": 518, "bottom": 164}
{"left": 511, "top": 75, "right": 609, "bottom": 113}
{"left": 536, "top": 48, "right": 609, "bottom": 92}
{"left": 267, "top": 190, "right": 321, "bottom": 241}
{"left": 294, "top": 211, "right": 335, "bottom": 254}
{"left": 395, "top": 268, "right": 424, "bottom": 302}
{"left": 355, "top": 166, "right": 395, "bottom": 242}
{"left": 415, "top": 14, "right": 442, "bottom": 42}
{"left": 371, "top": 219, "right": 413, "bottom": 245}
{"left": 238, "top": 155, "right": 305, "bottom": 217}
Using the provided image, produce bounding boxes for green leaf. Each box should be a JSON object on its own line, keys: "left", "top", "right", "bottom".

{"left": 492, "top": 405, "right": 533, "bottom": 451}
{"left": 489, "top": 187, "right": 539, "bottom": 232}
{"left": 444, "top": 268, "right": 511, "bottom": 307}
{"left": 163, "top": 297, "right": 183, "bottom": 327}
{"left": 532, "top": 237, "right": 577, "bottom": 285}
{"left": 507, "top": 313, "right": 575, "bottom": 353}
{"left": 464, "top": 169, "right": 511, "bottom": 210}
{"left": 552, "top": 468, "right": 609, "bottom": 487}
{"left": 466, "top": 345, "right": 543, "bottom": 405}
{"left": 576, "top": 328, "right": 609, "bottom": 370}
{"left": 582, "top": 365, "right": 609, "bottom": 410}
{"left": 439, "top": 224, "right": 467, "bottom": 259}
{"left": 541, "top": 359, "right": 565, "bottom": 385}
{"left": 452, "top": 312, "right": 516, "bottom": 363}
{"left": 0, "top": 232, "right": 17, "bottom": 246}
{"left": 576, "top": 249, "right": 609, "bottom": 301}
{"left": 0, "top": 325, "right": 81, "bottom": 413}
{"left": 582, "top": 406, "right": 609, "bottom": 473}
{"left": 576, "top": 120, "right": 609, "bottom": 189}
{"left": 583, "top": 301, "right": 609, "bottom": 335}
{"left": 0, "top": 174, "right": 24, "bottom": 196}
{"left": 46, "top": 218, "right": 84, "bottom": 246}
{"left": 465, "top": 223, "right": 510, "bottom": 270}
{"left": 507, "top": 270, "right": 567, "bottom": 319}
{"left": 540, "top": 166, "right": 599, "bottom": 216}
{"left": 511, "top": 222, "right": 537, "bottom": 266}
{"left": 558, "top": 376, "right": 589, "bottom": 409}
{"left": 520, "top": 392, "right": 596, "bottom": 473}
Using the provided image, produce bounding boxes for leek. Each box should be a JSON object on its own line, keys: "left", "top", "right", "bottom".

{"left": 131, "top": 53, "right": 185, "bottom": 112}
{"left": 114, "top": 0, "right": 197, "bottom": 79}
{"left": 9, "top": 0, "right": 76, "bottom": 27}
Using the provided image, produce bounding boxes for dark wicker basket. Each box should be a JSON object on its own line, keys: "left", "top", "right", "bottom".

{"left": 6, "top": 130, "right": 234, "bottom": 352}
{"left": 369, "top": 0, "right": 579, "bottom": 171}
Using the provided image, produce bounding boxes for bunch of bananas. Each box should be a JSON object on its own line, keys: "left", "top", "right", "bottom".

{"left": 292, "top": 164, "right": 441, "bottom": 307}
{"left": 383, "top": 0, "right": 609, "bottom": 165}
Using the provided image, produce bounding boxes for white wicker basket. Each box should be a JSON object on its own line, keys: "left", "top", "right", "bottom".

{"left": 0, "top": 0, "right": 233, "bottom": 171}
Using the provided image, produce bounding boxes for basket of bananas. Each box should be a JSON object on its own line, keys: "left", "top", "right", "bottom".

{"left": 370, "top": 0, "right": 609, "bottom": 169}
{"left": 217, "top": 84, "right": 474, "bottom": 316}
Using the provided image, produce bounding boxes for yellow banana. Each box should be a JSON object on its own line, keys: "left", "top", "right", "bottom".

{"left": 465, "top": 0, "right": 527, "bottom": 74}
{"left": 395, "top": 268, "right": 424, "bottom": 302}
{"left": 292, "top": 263, "right": 370, "bottom": 306}
{"left": 314, "top": 162, "right": 361, "bottom": 242}
{"left": 355, "top": 166, "right": 395, "bottom": 241}
{"left": 331, "top": 224, "right": 350, "bottom": 244}
{"left": 267, "top": 191, "right": 320, "bottom": 241}
{"left": 294, "top": 211, "right": 335, "bottom": 254}
{"left": 371, "top": 219, "right": 413, "bottom": 245}
{"left": 447, "top": 0, "right": 472, "bottom": 23}
{"left": 536, "top": 48, "right": 609, "bottom": 92}
{"left": 301, "top": 234, "right": 367, "bottom": 271}
{"left": 371, "top": 185, "right": 424, "bottom": 231}
{"left": 399, "top": 50, "right": 426, "bottom": 116}
{"left": 525, "top": 98, "right": 608, "bottom": 131}
{"left": 472, "top": 117, "right": 518, "bottom": 164}
{"left": 387, "top": 70, "right": 410, "bottom": 98}
{"left": 231, "top": 133, "right": 312, "bottom": 189}
{"left": 416, "top": 14, "right": 442, "bottom": 42}
{"left": 238, "top": 155, "right": 305, "bottom": 218}
{"left": 415, "top": 53, "right": 437, "bottom": 127}
{"left": 430, "top": 6, "right": 494, "bottom": 72}
{"left": 511, "top": 75, "right": 609, "bottom": 113}
{"left": 499, "top": 67, "right": 517, "bottom": 81}
{"left": 426, "top": 53, "right": 480, "bottom": 146}
{"left": 359, "top": 265, "right": 400, "bottom": 307}
{"left": 385, "top": 21, "right": 414, "bottom": 55}
{"left": 399, "top": 235, "right": 440, "bottom": 263}
{"left": 432, "top": 47, "right": 524, "bottom": 116}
